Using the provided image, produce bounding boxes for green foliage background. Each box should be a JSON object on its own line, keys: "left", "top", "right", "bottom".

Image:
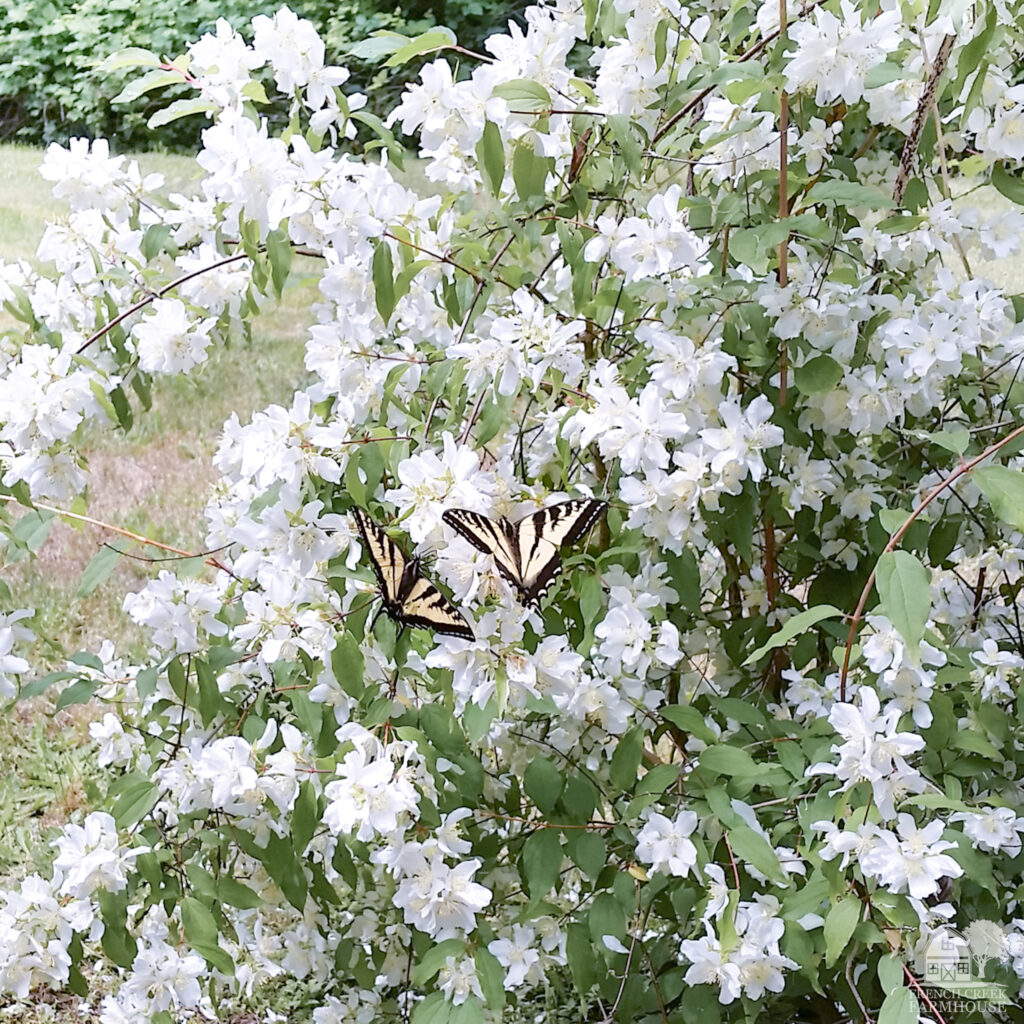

{"left": 0, "top": 0, "right": 516, "bottom": 151}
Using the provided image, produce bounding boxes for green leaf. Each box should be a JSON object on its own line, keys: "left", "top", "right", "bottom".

{"left": 863, "top": 61, "right": 903, "bottom": 88}
{"left": 588, "top": 892, "right": 626, "bottom": 945}
{"left": 727, "top": 824, "right": 786, "bottom": 884}
{"left": 411, "top": 992, "right": 451, "bottom": 1024}
{"left": 113, "top": 69, "right": 183, "bottom": 105}
{"left": 332, "top": 629, "right": 365, "bottom": 698}
{"left": 875, "top": 551, "right": 931, "bottom": 658}
{"left": 524, "top": 756, "right": 564, "bottom": 813}
{"left": 744, "top": 605, "right": 843, "bottom": 665}
{"left": 345, "top": 32, "right": 410, "bottom": 61}
{"left": 804, "top": 180, "right": 895, "bottom": 210}
{"left": 636, "top": 764, "right": 680, "bottom": 795}
{"left": 578, "top": 572, "right": 603, "bottom": 628}
{"left": 241, "top": 79, "right": 269, "bottom": 103}
{"left": 372, "top": 240, "right": 396, "bottom": 324}
{"left": 451, "top": 996, "right": 484, "bottom": 1023}
{"left": 793, "top": 354, "right": 843, "bottom": 395}
{"left": 911, "top": 426, "right": 970, "bottom": 455}
{"left": 824, "top": 895, "right": 861, "bottom": 967}
{"left": 491, "top": 80, "right": 552, "bottom": 111}
{"left": 607, "top": 114, "right": 643, "bottom": 177}
{"left": 992, "top": 162, "right": 1024, "bottom": 206}
{"left": 291, "top": 780, "right": 319, "bottom": 854}
{"left": 876, "top": 213, "right": 926, "bottom": 235}
{"left": 70, "top": 651, "right": 104, "bottom": 671}
{"left": 477, "top": 120, "right": 505, "bottom": 194}
{"left": 219, "top": 875, "right": 263, "bottom": 910}
{"left": 195, "top": 659, "right": 221, "bottom": 727}
{"left": 877, "top": 953, "right": 905, "bottom": 994}
{"left": 474, "top": 946, "right": 506, "bottom": 1011}
{"left": 522, "top": 829, "right": 562, "bottom": 898}
{"left": 878, "top": 986, "right": 919, "bottom": 1024}
{"left": 19, "top": 670, "right": 76, "bottom": 700}
{"left": 351, "top": 109, "right": 405, "bottom": 167}
{"left": 609, "top": 725, "right": 644, "bottom": 791}
{"left": 699, "top": 745, "right": 761, "bottom": 778}
{"left": 952, "top": 726, "right": 1001, "bottom": 760}
{"left": 266, "top": 229, "right": 293, "bottom": 295}
{"left": 98, "top": 47, "right": 162, "bottom": 72}
{"left": 55, "top": 678, "right": 98, "bottom": 711}
{"left": 974, "top": 465, "right": 1024, "bottom": 531}
{"left": 879, "top": 508, "right": 912, "bottom": 535}
{"left": 568, "top": 831, "right": 606, "bottom": 879}
{"left": 659, "top": 704, "right": 716, "bottom": 744}
{"left": 111, "top": 777, "right": 158, "bottom": 827}
{"left": 11, "top": 509, "right": 54, "bottom": 553}
{"left": 147, "top": 98, "right": 217, "bottom": 128}
{"left": 167, "top": 657, "right": 187, "bottom": 700}
{"left": 183, "top": 895, "right": 236, "bottom": 973}
{"left": 182, "top": 896, "right": 218, "bottom": 946}
{"left": 384, "top": 27, "right": 457, "bottom": 67}
{"left": 567, "top": 920, "right": 596, "bottom": 994}
{"left": 412, "top": 939, "right": 466, "bottom": 984}
{"left": 512, "top": 144, "right": 551, "bottom": 202}
{"left": 258, "top": 833, "right": 308, "bottom": 910}
{"left": 98, "top": 889, "right": 137, "bottom": 967}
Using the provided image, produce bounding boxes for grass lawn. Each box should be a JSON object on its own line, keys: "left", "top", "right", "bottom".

{"left": 0, "top": 143, "right": 317, "bottom": 890}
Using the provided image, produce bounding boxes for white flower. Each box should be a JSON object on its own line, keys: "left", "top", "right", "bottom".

{"left": 391, "top": 844, "right": 492, "bottom": 939}
{"left": 53, "top": 812, "right": 134, "bottom": 898}
{"left": 784, "top": 0, "right": 902, "bottom": 106}
{"left": 252, "top": 8, "right": 327, "bottom": 92}
{"left": 0, "top": 609, "right": 33, "bottom": 697}
{"left": 860, "top": 814, "right": 963, "bottom": 900}
{"left": 323, "top": 744, "right": 420, "bottom": 842}
{"left": 951, "top": 807, "right": 1024, "bottom": 855}
{"left": 806, "top": 687, "right": 926, "bottom": 820}
{"left": 89, "top": 713, "right": 140, "bottom": 768}
{"left": 679, "top": 932, "right": 743, "bottom": 1003}
{"left": 132, "top": 298, "right": 216, "bottom": 375}
{"left": 385, "top": 432, "right": 497, "bottom": 543}
{"left": 437, "top": 955, "right": 485, "bottom": 1006}
{"left": 635, "top": 811, "right": 699, "bottom": 877}
{"left": 489, "top": 924, "right": 540, "bottom": 989}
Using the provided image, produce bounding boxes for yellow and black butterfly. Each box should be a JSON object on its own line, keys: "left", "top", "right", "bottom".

{"left": 442, "top": 498, "right": 607, "bottom": 607}
{"left": 352, "top": 508, "right": 474, "bottom": 640}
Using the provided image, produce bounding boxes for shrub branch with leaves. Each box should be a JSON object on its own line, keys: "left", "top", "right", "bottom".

{"left": 3, "top": 0, "right": 1024, "bottom": 1021}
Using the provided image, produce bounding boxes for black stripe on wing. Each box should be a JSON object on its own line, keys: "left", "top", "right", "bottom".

{"left": 442, "top": 508, "right": 523, "bottom": 591}
{"left": 353, "top": 508, "right": 474, "bottom": 640}
{"left": 516, "top": 499, "right": 607, "bottom": 605}
{"left": 443, "top": 499, "right": 607, "bottom": 606}
{"left": 352, "top": 506, "right": 405, "bottom": 602}
{"left": 397, "top": 574, "right": 475, "bottom": 640}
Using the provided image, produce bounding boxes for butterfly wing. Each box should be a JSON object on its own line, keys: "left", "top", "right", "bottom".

{"left": 395, "top": 567, "right": 475, "bottom": 640}
{"left": 514, "top": 498, "right": 607, "bottom": 605}
{"left": 354, "top": 507, "right": 474, "bottom": 640}
{"left": 352, "top": 506, "right": 407, "bottom": 607}
{"left": 442, "top": 508, "right": 524, "bottom": 593}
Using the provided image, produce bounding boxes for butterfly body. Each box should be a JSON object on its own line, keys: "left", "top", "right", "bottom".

{"left": 442, "top": 498, "right": 606, "bottom": 606}
{"left": 353, "top": 507, "right": 474, "bottom": 640}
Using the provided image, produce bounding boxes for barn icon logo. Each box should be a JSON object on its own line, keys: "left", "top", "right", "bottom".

{"left": 912, "top": 927, "right": 1010, "bottom": 1008}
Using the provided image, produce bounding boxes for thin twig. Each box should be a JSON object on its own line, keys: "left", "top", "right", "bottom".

{"left": 76, "top": 252, "right": 251, "bottom": 354}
